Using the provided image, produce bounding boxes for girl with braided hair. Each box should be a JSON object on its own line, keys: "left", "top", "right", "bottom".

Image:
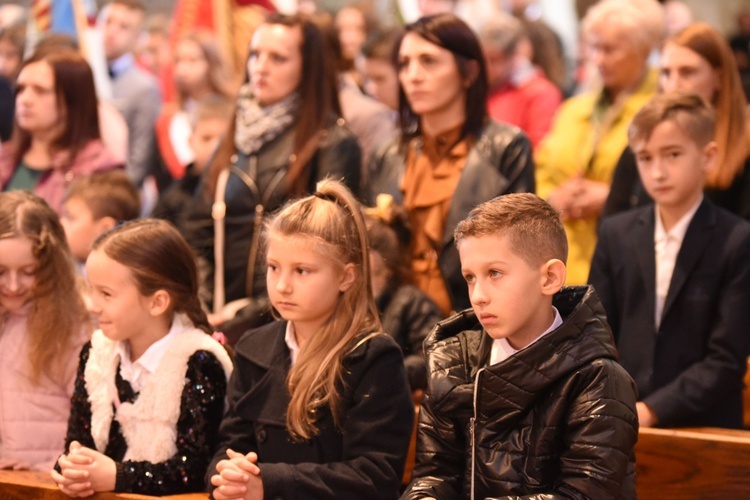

{"left": 53, "top": 219, "right": 233, "bottom": 496}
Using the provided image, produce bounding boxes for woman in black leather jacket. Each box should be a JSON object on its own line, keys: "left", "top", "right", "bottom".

{"left": 367, "top": 13, "right": 534, "bottom": 316}
{"left": 184, "top": 14, "right": 361, "bottom": 335}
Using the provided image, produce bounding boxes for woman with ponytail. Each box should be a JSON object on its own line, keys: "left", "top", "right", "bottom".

{"left": 208, "top": 179, "right": 413, "bottom": 500}
{"left": 52, "top": 219, "right": 233, "bottom": 496}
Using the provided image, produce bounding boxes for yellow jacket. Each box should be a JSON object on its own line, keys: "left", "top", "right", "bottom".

{"left": 535, "top": 70, "right": 658, "bottom": 284}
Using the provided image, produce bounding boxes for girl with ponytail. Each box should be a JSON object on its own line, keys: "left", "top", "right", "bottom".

{"left": 52, "top": 219, "right": 233, "bottom": 496}
{"left": 208, "top": 179, "right": 414, "bottom": 500}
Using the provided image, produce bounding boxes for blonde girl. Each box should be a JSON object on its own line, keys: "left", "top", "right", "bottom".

{"left": 208, "top": 179, "right": 414, "bottom": 500}
{"left": 52, "top": 219, "right": 233, "bottom": 496}
{"left": 0, "top": 191, "right": 89, "bottom": 471}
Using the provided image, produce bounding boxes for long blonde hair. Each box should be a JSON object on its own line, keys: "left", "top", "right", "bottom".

{"left": 0, "top": 191, "right": 89, "bottom": 384}
{"left": 669, "top": 23, "right": 750, "bottom": 189}
{"left": 265, "top": 179, "right": 381, "bottom": 441}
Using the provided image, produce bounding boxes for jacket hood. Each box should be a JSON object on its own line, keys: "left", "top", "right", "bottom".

{"left": 424, "top": 285, "right": 619, "bottom": 414}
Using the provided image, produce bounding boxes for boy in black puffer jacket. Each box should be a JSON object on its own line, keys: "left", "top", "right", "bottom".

{"left": 402, "top": 193, "right": 638, "bottom": 500}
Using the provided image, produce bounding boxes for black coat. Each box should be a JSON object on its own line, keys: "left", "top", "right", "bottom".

{"left": 590, "top": 199, "right": 750, "bottom": 428}
{"left": 377, "top": 284, "right": 443, "bottom": 391}
{"left": 367, "top": 120, "right": 535, "bottom": 313}
{"left": 206, "top": 321, "right": 414, "bottom": 499}
{"left": 402, "top": 286, "right": 638, "bottom": 500}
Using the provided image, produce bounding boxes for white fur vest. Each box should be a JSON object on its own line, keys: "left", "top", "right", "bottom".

{"left": 84, "top": 314, "right": 233, "bottom": 463}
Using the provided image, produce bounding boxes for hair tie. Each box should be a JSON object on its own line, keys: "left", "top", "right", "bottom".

{"left": 313, "top": 191, "right": 337, "bottom": 203}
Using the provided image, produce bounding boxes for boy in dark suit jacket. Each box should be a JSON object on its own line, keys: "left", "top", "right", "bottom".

{"left": 590, "top": 91, "right": 750, "bottom": 429}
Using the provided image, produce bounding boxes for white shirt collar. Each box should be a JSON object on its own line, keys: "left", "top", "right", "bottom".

{"left": 655, "top": 196, "right": 703, "bottom": 246}
{"left": 489, "top": 306, "right": 563, "bottom": 366}
{"left": 115, "top": 313, "right": 187, "bottom": 392}
{"left": 284, "top": 321, "right": 300, "bottom": 365}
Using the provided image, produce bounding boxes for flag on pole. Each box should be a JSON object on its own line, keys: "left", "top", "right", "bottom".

{"left": 28, "top": 0, "right": 111, "bottom": 100}
{"left": 29, "top": 0, "right": 98, "bottom": 53}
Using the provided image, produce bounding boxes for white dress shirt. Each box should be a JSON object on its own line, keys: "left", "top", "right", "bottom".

{"left": 284, "top": 321, "right": 301, "bottom": 366}
{"left": 489, "top": 306, "right": 563, "bottom": 366}
{"left": 115, "top": 316, "right": 182, "bottom": 393}
{"left": 654, "top": 198, "right": 702, "bottom": 328}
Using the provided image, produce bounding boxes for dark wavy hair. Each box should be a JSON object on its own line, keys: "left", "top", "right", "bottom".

{"left": 393, "top": 13, "right": 488, "bottom": 149}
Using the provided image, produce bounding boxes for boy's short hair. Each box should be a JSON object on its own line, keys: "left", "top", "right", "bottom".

{"left": 455, "top": 193, "right": 568, "bottom": 267}
{"left": 628, "top": 91, "right": 716, "bottom": 148}
{"left": 63, "top": 170, "right": 140, "bottom": 222}
{"left": 188, "top": 94, "right": 233, "bottom": 129}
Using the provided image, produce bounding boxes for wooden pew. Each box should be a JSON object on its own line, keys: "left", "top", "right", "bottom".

{"left": 744, "top": 357, "right": 750, "bottom": 428}
{"left": 636, "top": 427, "right": 750, "bottom": 498}
{"left": 0, "top": 470, "right": 208, "bottom": 499}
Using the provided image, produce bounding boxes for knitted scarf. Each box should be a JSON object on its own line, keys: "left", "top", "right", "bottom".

{"left": 234, "top": 83, "right": 299, "bottom": 156}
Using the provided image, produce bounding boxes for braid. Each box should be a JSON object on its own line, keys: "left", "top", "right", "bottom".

{"left": 184, "top": 295, "right": 211, "bottom": 334}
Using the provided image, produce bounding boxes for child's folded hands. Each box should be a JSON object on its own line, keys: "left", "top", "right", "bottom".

{"left": 51, "top": 440, "right": 116, "bottom": 497}
{"left": 211, "top": 448, "right": 263, "bottom": 500}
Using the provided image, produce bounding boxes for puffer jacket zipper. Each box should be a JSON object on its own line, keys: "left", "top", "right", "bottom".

{"left": 471, "top": 367, "right": 485, "bottom": 500}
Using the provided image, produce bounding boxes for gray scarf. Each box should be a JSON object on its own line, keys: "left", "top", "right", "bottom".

{"left": 234, "top": 84, "right": 300, "bottom": 155}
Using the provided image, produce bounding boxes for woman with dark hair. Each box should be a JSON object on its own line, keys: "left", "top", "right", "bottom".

{"left": 603, "top": 22, "right": 750, "bottom": 220}
{"left": 0, "top": 50, "right": 121, "bottom": 214}
{"left": 368, "top": 13, "right": 534, "bottom": 316}
{"left": 186, "top": 13, "right": 361, "bottom": 329}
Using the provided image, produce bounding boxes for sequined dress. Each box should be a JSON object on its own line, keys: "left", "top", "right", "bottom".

{"left": 59, "top": 343, "right": 227, "bottom": 495}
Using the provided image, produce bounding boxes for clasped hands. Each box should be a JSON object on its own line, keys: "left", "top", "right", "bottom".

{"left": 548, "top": 175, "right": 610, "bottom": 221}
{"left": 211, "top": 449, "right": 264, "bottom": 500}
{"left": 50, "top": 440, "right": 116, "bottom": 497}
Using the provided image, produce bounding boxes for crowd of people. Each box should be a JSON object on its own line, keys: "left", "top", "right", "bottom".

{"left": 1, "top": 0, "right": 750, "bottom": 498}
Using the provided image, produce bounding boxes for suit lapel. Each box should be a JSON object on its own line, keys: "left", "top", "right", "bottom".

{"left": 633, "top": 207, "right": 657, "bottom": 326}
{"left": 661, "top": 199, "right": 715, "bottom": 321}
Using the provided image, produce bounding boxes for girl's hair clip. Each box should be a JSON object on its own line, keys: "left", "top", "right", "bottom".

{"left": 364, "top": 193, "right": 395, "bottom": 224}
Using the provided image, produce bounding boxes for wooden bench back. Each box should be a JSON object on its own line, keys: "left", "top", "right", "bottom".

{"left": 0, "top": 470, "right": 208, "bottom": 499}
{"left": 636, "top": 427, "right": 750, "bottom": 498}
{"left": 744, "top": 358, "right": 750, "bottom": 428}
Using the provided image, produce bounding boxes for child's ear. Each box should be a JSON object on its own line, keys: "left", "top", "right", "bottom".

{"left": 339, "top": 263, "right": 357, "bottom": 293}
{"left": 702, "top": 140, "right": 718, "bottom": 174}
{"left": 540, "top": 259, "right": 566, "bottom": 296}
{"left": 149, "top": 290, "right": 172, "bottom": 317}
{"left": 95, "top": 216, "right": 117, "bottom": 234}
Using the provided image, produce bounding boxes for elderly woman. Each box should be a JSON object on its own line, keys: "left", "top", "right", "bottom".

{"left": 535, "top": 0, "right": 663, "bottom": 284}
{"left": 368, "top": 13, "right": 534, "bottom": 316}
